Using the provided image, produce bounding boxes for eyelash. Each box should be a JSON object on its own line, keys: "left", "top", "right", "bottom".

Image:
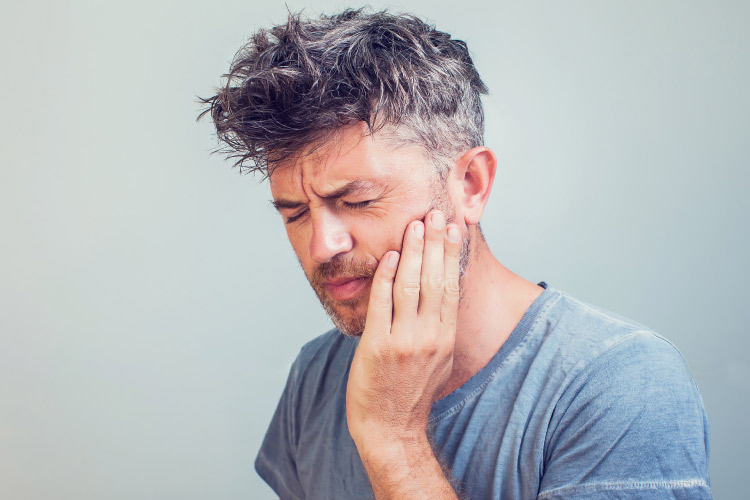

{"left": 284, "top": 200, "right": 374, "bottom": 224}
{"left": 285, "top": 210, "right": 308, "bottom": 224}
{"left": 343, "top": 200, "right": 373, "bottom": 209}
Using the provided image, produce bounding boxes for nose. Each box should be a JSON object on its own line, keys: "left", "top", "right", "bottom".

{"left": 308, "top": 207, "right": 354, "bottom": 264}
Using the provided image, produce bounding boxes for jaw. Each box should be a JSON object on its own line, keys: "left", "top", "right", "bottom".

{"left": 313, "top": 283, "right": 372, "bottom": 337}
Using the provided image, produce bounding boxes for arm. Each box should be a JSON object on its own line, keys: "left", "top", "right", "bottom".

{"left": 346, "top": 210, "right": 462, "bottom": 499}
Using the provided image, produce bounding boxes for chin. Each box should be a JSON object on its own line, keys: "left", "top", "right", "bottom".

{"left": 311, "top": 282, "right": 370, "bottom": 337}
{"left": 333, "top": 320, "right": 365, "bottom": 338}
{"left": 323, "top": 299, "right": 368, "bottom": 337}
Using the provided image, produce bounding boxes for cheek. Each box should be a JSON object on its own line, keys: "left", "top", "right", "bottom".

{"left": 374, "top": 215, "right": 423, "bottom": 256}
{"left": 347, "top": 219, "right": 396, "bottom": 263}
{"left": 371, "top": 200, "right": 432, "bottom": 253}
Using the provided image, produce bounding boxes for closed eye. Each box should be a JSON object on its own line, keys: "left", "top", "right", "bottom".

{"left": 342, "top": 200, "right": 374, "bottom": 209}
{"left": 285, "top": 209, "right": 308, "bottom": 224}
{"left": 284, "top": 199, "right": 374, "bottom": 223}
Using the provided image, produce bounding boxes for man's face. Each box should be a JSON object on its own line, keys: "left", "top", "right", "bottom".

{"left": 270, "top": 123, "right": 464, "bottom": 336}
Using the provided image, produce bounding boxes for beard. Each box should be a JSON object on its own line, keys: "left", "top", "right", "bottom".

{"left": 307, "top": 254, "right": 378, "bottom": 337}
{"left": 303, "top": 186, "right": 471, "bottom": 337}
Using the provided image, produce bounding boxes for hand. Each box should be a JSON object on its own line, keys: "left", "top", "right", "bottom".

{"left": 345, "top": 210, "right": 462, "bottom": 451}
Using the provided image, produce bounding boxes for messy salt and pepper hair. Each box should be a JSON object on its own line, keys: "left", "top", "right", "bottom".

{"left": 199, "top": 8, "right": 488, "bottom": 178}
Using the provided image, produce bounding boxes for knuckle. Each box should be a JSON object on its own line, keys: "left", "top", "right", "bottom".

{"left": 394, "top": 341, "right": 417, "bottom": 361}
{"left": 400, "top": 280, "right": 421, "bottom": 297}
{"left": 424, "top": 272, "right": 443, "bottom": 291}
{"left": 422, "top": 339, "right": 439, "bottom": 356}
{"left": 377, "top": 272, "right": 393, "bottom": 285}
{"left": 437, "top": 337, "right": 454, "bottom": 356}
{"left": 373, "top": 294, "right": 392, "bottom": 309}
{"left": 444, "top": 277, "right": 460, "bottom": 295}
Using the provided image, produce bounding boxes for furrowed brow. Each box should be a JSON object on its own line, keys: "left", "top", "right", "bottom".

{"left": 320, "top": 179, "right": 381, "bottom": 200}
{"left": 271, "top": 199, "right": 305, "bottom": 212}
{"left": 271, "top": 179, "right": 383, "bottom": 212}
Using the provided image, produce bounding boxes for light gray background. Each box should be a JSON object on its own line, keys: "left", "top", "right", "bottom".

{"left": 1, "top": 1, "right": 747, "bottom": 499}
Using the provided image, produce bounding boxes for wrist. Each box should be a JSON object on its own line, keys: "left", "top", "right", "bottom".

{"left": 352, "top": 429, "right": 458, "bottom": 500}
{"left": 353, "top": 427, "right": 432, "bottom": 473}
{"left": 350, "top": 420, "right": 429, "bottom": 458}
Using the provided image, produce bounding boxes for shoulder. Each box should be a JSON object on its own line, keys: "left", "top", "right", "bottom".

{"left": 535, "top": 290, "right": 695, "bottom": 381}
{"left": 542, "top": 290, "right": 653, "bottom": 351}
{"left": 541, "top": 289, "right": 706, "bottom": 432}
{"left": 550, "top": 326, "right": 707, "bottom": 434}
{"left": 537, "top": 291, "right": 711, "bottom": 497}
{"left": 287, "top": 328, "right": 358, "bottom": 408}
{"left": 255, "top": 329, "right": 359, "bottom": 500}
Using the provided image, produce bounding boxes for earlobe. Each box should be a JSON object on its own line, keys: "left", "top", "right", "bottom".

{"left": 455, "top": 147, "right": 497, "bottom": 226}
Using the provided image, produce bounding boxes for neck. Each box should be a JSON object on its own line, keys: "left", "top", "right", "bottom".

{"left": 440, "top": 230, "right": 544, "bottom": 398}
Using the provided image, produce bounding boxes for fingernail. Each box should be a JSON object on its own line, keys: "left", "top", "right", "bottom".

{"left": 447, "top": 226, "right": 460, "bottom": 242}
{"left": 432, "top": 212, "right": 445, "bottom": 230}
{"left": 414, "top": 222, "right": 425, "bottom": 239}
{"left": 388, "top": 252, "right": 400, "bottom": 268}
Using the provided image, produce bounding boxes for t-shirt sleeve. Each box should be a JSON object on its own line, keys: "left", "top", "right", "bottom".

{"left": 255, "top": 357, "right": 305, "bottom": 500}
{"left": 538, "top": 331, "right": 712, "bottom": 500}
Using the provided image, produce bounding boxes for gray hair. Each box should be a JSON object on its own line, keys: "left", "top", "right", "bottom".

{"left": 199, "top": 8, "right": 488, "bottom": 178}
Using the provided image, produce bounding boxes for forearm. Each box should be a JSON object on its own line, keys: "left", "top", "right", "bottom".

{"left": 346, "top": 213, "right": 464, "bottom": 499}
{"left": 356, "top": 433, "right": 460, "bottom": 500}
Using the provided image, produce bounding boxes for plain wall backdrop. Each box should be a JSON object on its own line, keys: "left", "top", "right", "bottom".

{"left": 1, "top": 1, "right": 747, "bottom": 498}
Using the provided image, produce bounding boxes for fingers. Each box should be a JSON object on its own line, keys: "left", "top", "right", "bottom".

{"left": 364, "top": 250, "right": 400, "bottom": 337}
{"left": 418, "top": 211, "right": 446, "bottom": 316}
{"left": 441, "top": 224, "right": 461, "bottom": 329}
{"left": 392, "top": 220, "right": 425, "bottom": 323}
{"left": 391, "top": 210, "right": 461, "bottom": 330}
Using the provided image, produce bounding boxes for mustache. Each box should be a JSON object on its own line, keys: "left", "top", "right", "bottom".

{"left": 310, "top": 255, "right": 377, "bottom": 287}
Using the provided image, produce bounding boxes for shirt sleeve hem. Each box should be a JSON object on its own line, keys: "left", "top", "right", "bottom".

{"left": 255, "top": 451, "right": 302, "bottom": 500}
{"left": 537, "top": 479, "right": 711, "bottom": 500}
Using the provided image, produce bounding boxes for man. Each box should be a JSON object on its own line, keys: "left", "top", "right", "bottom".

{"left": 201, "top": 9, "right": 711, "bottom": 500}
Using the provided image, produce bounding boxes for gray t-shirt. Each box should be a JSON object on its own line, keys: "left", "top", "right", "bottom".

{"left": 256, "top": 285, "right": 712, "bottom": 499}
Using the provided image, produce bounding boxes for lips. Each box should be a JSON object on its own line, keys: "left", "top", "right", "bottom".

{"left": 324, "top": 276, "right": 371, "bottom": 302}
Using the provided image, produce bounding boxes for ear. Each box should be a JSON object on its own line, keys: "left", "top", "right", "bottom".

{"left": 450, "top": 147, "right": 497, "bottom": 226}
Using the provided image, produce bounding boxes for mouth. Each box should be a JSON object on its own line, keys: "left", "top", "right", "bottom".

{"left": 323, "top": 276, "right": 371, "bottom": 302}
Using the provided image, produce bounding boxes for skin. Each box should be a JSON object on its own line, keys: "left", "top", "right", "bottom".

{"left": 270, "top": 122, "right": 544, "bottom": 499}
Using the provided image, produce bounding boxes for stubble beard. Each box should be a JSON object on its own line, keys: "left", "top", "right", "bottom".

{"left": 304, "top": 183, "right": 472, "bottom": 337}
{"left": 303, "top": 235, "right": 470, "bottom": 337}
{"left": 307, "top": 255, "right": 376, "bottom": 337}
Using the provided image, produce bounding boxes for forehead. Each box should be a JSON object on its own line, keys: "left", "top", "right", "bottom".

{"left": 269, "top": 123, "right": 434, "bottom": 197}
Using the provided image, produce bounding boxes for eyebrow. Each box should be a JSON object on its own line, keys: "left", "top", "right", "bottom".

{"left": 271, "top": 179, "right": 383, "bottom": 212}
